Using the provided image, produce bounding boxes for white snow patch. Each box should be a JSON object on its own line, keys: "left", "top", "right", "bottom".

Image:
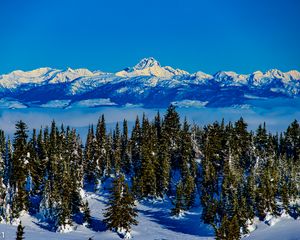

{"left": 0, "top": 98, "right": 27, "bottom": 109}
{"left": 172, "top": 100, "right": 208, "bottom": 108}
{"left": 56, "top": 224, "right": 75, "bottom": 233}
{"left": 41, "top": 100, "right": 71, "bottom": 108}
{"left": 70, "top": 98, "right": 117, "bottom": 108}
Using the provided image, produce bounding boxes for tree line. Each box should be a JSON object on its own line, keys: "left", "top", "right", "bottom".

{"left": 0, "top": 105, "right": 299, "bottom": 239}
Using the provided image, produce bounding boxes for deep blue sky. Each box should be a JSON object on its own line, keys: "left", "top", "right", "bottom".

{"left": 0, "top": 0, "right": 299, "bottom": 74}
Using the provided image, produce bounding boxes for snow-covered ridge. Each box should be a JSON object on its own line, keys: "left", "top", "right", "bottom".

{"left": 1, "top": 58, "right": 298, "bottom": 87}
{"left": 0, "top": 57, "right": 299, "bottom": 108}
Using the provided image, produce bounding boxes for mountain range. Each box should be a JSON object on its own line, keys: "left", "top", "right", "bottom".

{"left": 0, "top": 57, "right": 299, "bottom": 109}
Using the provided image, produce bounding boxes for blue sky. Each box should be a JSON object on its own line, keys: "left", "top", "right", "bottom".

{"left": 0, "top": 0, "right": 299, "bottom": 74}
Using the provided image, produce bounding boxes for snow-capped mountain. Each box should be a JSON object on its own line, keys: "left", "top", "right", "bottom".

{"left": 115, "top": 57, "right": 189, "bottom": 78}
{"left": 0, "top": 57, "right": 299, "bottom": 108}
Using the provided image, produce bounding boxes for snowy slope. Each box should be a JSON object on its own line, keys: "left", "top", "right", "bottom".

{"left": 245, "top": 216, "right": 300, "bottom": 240}
{"left": 1, "top": 187, "right": 299, "bottom": 240}
{"left": 0, "top": 58, "right": 299, "bottom": 108}
{"left": 0, "top": 188, "right": 214, "bottom": 240}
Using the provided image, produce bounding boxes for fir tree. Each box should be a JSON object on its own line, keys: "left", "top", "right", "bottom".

{"left": 104, "top": 175, "right": 138, "bottom": 235}
{"left": 135, "top": 115, "right": 157, "bottom": 197}
{"left": 16, "top": 221, "right": 25, "bottom": 240}
{"left": 163, "top": 105, "right": 181, "bottom": 169}
{"left": 131, "top": 116, "right": 141, "bottom": 177}
{"left": 95, "top": 115, "right": 107, "bottom": 178}
{"left": 171, "top": 181, "right": 185, "bottom": 216}
{"left": 84, "top": 125, "right": 97, "bottom": 185}
{"left": 112, "top": 122, "right": 121, "bottom": 174}
{"left": 121, "top": 119, "right": 131, "bottom": 174}
{"left": 11, "top": 120, "right": 29, "bottom": 218}
{"left": 83, "top": 200, "right": 92, "bottom": 227}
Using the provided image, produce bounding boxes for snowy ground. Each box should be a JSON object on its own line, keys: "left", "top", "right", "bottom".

{"left": 0, "top": 189, "right": 214, "bottom": 240}
{"left": 245, "top": 217, "right": 300, "bottom": 240}
{"left": 1, "top": 188, "right": 300, "bottom": 239}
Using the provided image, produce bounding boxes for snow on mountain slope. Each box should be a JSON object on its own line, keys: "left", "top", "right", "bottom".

{"left": 0, "top": 67, "right": 54, "bottom": 89}
{"left": 0, "top": 67, "right": 103, "bottom": 89}
{"left": 245, "top": 216, "right": 300, "bottom": 240}
{"left": 0, "top": 182, "right": 299, "bottom": 240}
{"left": 0, "top": 187, "right": 214, "bottom": 240}
{"left": 0, "top": 58, "right": 299, "bottom": 108}
{"left": 116, "top": 57, "right": 189, "bottom": 78}
{"left": 214, "top": 71, "right": 248, "bottom": 86}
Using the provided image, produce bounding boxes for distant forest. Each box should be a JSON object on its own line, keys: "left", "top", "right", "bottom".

{"left": 0, "top": 105, "right": 299, "bottom": 239}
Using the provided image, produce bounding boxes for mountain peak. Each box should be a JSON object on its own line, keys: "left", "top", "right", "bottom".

{"left": 133, "top": 57, "right": 160, "bottom": 70}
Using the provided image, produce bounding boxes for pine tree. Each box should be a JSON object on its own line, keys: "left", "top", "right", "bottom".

{"left": 135, "top": 115, "right": 157, "bottom": 197}
{"left": 179, "top": 119, "right": 196, "bottom": 209}
{"left": 200, "top": 122, "right": 225, "bottom": 225}
{"left": 16, "top": 221, "right": 25, "bottom": 240}
{"left": 120, "top": 183, "right": 138, "bottom": 233}
{"left": 104, "top": 175, "right": 138, "bottom": 235}
{"left": 156, "top": 133, "right": 170, "bottom": 197}
{"left": 154, "top": 111, "right": 170, "bottom": 197}
{"left": 131, "top": 116, "right": 141, "bottom": 177}
{"left": 163, "top": 105, "right": 181, "bottom": 169}
{"left": 39, "top": 121, "right": 61, "bottom": 224}
{"left": 69, "top": 130, "right": 83, "bottom": 215}
{"left": 121, "top": 119, "right": 131, "bottom": 174}
{"left": 3, "top": 139, "right": 12, "bottom": 187}
{"left": 105, "top": 133, "right": 113, "bottom": 177}
{"left": 27, "top": 129, "right": 44, "bottom": 198}
{"left": 0, "top": 143, "right": 6, "bottom": 221}
{"left": 179, "top": 119, "right": 194, "bottom": 179}
{"left": 84, "top": 125, "right": 97, "bottom": 185}
{"left": 57, "top": 157, "right": 72, "bottom": 230}
{"left": 83, "top": 200, "right": 92, "bottom": 227}
{"left": 183, "top": 175, "right": 196, "bottom": 210}
{"left": 171, "top": 181, "right": 185, "bottom": 216}
{"left": 112, "top": 123, "right": 122, "bottom": 174}
{"left": 11, "top": 120, "right": 29, "bottom": 218}
{"left": 95, "top": 115, "right": 107, "bottom": 178}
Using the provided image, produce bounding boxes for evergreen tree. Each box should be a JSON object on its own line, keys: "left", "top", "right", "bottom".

{"left": 3, "top": 139, "right": 12, "bottom": 187}
{"left": 104, "top": 175, "right": 138, "bottom": 235}
{"left": 135, "top": 115, "right": 157, "bottom": 197}
{"left": 131, "top": 116, "right": 141, "bottom": 177}
{"left": 83, "top": 200, "right": 92, "bottom": 227}
{"left": 0, "top": 143, "right": 6, "bottom": 221}
{"left": 95, "top": 115, "right": 107, "bottom": 178}
{"left": 16, "top": 221, "right": 25, "bottom": 240}
{"left": 0, "top": 109, "right": 299, "bottom": 238}
{"left": 179, "top": 119, "right": 196, "bottom": 209}
{"left": 163, "top": 105, "right": 181, "bottom": 169}
{"left": 171, "top": 181, "right": 185, "bottom": 216}
{"left": 121, "top": 119, "right": 131, "bottom": 174}
{"left": 11, "top": 120, "right": 29, "bottom": 218}
{"left": 112, "top": 123, "right": 121, "bottom": 174}
{"left": 84, "top": 125, "right": 97, "bottom": 185}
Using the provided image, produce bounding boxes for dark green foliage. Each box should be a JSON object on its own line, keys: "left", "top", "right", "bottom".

{"left": 156, "top": 111, "right": 171, "bottom": 197}
{"left": 83, "top": 200, "right": 92, "bottom": 226}
{"left": 84, "top": 125, "right": 97, "bottom": 184}
{"left": 11, "top": 121, "right": 29, "bottom": 217}
{"left": 131, "top": 116, "right": 142, "bottom": 177}
{"left": 95, "top": 115, "right": 107, "bottom": 178}
{"left": 163, "top": 105, "right": 181, "bottom": 169}
{"left": 16, "top": 221, "right": 25, "bottom": 240}
{"left": 104, "top": 175, "right": 138, "bottom": 233}
{"left": 171, "top": 181, "right": 185, "bottom": 216}
{"left": 216, "top": 215, "right": 240, "bottom": 240}
{"left": 112, "top": 122, "right": 121, "bottom": 174}
{"left": 0, "top": 108, "right": 299, "bottom": 239}
{"left": 135, "top": 115, "right": 157, "bottom": 197}
{"left": 121, "top": 119, "right": 131, "bottom": 174}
